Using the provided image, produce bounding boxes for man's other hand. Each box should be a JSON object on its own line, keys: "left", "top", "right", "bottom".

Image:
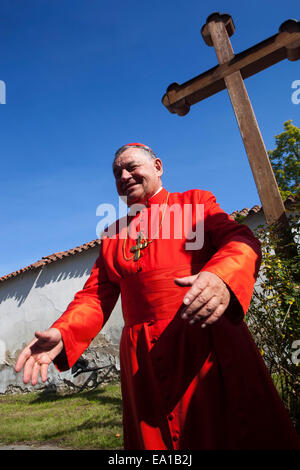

{"left": 174, "top": 271, "right": 230, "bottom": 328}
{"left": 15, "top": 328, "right": 64, "bottom": 385}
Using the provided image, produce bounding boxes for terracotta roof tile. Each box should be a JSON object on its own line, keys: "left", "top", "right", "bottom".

{"left": 230, "top": 203, "right": 262, "bottom": 219}
{"left": 0, "top": 239, "right": 101, "bottom": 284}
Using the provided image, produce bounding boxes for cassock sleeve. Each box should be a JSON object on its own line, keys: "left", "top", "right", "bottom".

{"left": 51, "top": 243, "right": 120, "bottom": 371}
{"left": 199, "top": 191, "right": 261, "bottom": 323}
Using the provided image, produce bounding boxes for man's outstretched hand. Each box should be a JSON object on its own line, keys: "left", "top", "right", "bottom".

{"left": 174, "top": 271, "right": 230, "bottom": 328}
{"left": 15, "top": 328, "right": 64, "bottom": 386}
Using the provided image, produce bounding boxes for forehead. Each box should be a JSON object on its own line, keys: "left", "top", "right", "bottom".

{"left": 113, "top": 148, "right": 152, "bottom": 168}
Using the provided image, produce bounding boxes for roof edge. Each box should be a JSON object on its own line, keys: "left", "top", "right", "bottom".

{"left": 0, "top": 239, "right": 101, "bottom": 284}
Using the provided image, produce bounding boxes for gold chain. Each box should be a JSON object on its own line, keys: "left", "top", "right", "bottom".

{"left": 123, "top": 192, "right": 170, "bottom": 261}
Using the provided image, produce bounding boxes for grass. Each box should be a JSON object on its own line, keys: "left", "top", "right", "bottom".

{"left": 0, "top": 382, "right": 123, "bottom": 449}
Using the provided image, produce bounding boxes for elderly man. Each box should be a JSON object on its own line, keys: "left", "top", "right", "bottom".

{"left": 15, "top": 143, "right": 300, "bottom": 450}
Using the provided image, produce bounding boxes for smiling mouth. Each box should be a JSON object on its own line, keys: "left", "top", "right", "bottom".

{"left": 123, "top": 183, "right": 139, "bottom": 193}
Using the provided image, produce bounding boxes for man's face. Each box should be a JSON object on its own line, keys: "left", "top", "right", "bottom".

{"left": 113, "top": 148, "right": 163, "bottom": 206}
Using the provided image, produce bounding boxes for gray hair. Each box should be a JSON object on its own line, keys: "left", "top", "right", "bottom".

{"left": 114, "top": 144, "right": 157, "bottom": 161}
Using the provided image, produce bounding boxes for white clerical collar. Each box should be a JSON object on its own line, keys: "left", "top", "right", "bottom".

{"left": 127, "top": 187, "right": 164, "bottom": 215}
{"left": 150, "top": 186, "right": 163, "bottom": 198}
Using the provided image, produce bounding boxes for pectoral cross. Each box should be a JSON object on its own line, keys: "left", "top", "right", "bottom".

{"left": 162, "top": 12, "right": 300, "bottom": 233}
{"left": 130, "top": 232, "right": 149, "bottom": 261}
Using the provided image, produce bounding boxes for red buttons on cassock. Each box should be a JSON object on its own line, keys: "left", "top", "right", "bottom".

{"left": 168, "top": 414, "right": 174, "bottom": 421}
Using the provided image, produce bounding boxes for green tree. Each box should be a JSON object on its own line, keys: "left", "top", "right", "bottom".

{"left": 268, "top": 120, "right": 300, "bottom": 199}
{"left": 245, "top": 121, "right": 300, "bottom": 433}
{"left": 246, "top": 214, "right": 300, "bottom": 431}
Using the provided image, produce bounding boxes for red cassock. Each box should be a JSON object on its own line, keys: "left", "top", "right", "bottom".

{"left": 52, "top": 188, "right": 300, "bottom": 450}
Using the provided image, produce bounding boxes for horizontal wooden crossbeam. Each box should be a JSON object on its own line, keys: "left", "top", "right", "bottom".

{"left": 162, "top": 19, "right": 300, "bottom": 116}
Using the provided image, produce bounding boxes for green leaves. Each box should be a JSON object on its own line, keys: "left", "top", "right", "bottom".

{"left": 247, "top": 211, "right": 300, "bottom": 431}
{"left": 246, "top": 122, "right": 300, "bottom": 431}
{"left": 268, "top": 120, "right": 300, "bottom": 197}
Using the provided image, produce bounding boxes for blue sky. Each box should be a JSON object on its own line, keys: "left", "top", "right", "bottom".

{"left": 0, "top": 0, "right": 299, "bottom": 277}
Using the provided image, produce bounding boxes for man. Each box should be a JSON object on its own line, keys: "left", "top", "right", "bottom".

{"left": 15, "top": 143, "right": 300, "bottom": 450}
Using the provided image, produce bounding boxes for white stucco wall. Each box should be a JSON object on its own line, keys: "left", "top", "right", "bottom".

{"left": 0, "top": 246, "right": 124, "bottom": 393}
{"left": 243, "top": 211, "right": 266, "bottom": 233}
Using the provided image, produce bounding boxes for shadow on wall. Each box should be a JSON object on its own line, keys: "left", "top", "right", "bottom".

{"left": 0, "top": 250, "right": 98, "bottom": 307}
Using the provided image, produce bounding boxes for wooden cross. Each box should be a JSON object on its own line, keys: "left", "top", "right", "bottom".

{"left": 162, "top": 13, "right": 300, "bottom": 230}
{"left": 130, "top": 231, "right": 148, "bottom": 261}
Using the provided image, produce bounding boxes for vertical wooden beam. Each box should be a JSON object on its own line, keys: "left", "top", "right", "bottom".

{"left": 202, "top": 15, "right": 288, "bottom": 228}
